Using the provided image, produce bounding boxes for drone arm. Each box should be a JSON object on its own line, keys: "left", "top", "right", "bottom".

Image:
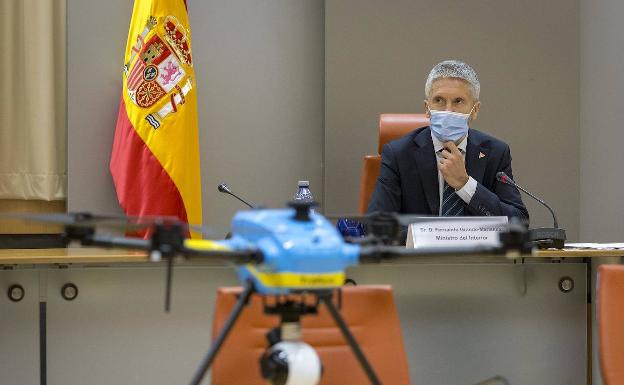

{"left": 189, "top": 279, "right": 255, "bottom": 385}
{"left": 319, "top": 292, "right": 382, "bottom": 385}
{"left": 358, "top": 221, "right": 534, "bottom": 261}
{"left": 180, "top": 240, "right": 262, "bottom": 263}
{"left": 82, "top": 233, "right": 151, "bottom": 250}
{"left": 180, "top": 247, "right": 263, "bottom": 264}
{"left": 358, "top": 244, "right": 508, "bottom": 262}
{"left": 74, "top": 233, "right": 262, "bottom": 262}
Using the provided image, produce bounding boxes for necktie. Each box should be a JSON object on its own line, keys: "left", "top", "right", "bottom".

{"left": 441, "top": 182, "right": 464, "bottom": 216}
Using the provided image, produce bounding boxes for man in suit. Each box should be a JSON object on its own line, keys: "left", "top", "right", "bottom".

{"left": 367, "top": 60, "right": 529, "bottom": 221}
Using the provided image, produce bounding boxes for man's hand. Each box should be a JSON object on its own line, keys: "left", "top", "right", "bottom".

{"left": 439, "top": 142, "right": 469, "bottom": 190}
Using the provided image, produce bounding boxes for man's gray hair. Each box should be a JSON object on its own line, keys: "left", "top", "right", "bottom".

{"left": 425, "top": 60, "right": 480, "bottom": 100}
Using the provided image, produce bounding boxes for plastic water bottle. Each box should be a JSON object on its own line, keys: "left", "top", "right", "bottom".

{"left": 294, "top": 181, "right": 314, "bottom": 203}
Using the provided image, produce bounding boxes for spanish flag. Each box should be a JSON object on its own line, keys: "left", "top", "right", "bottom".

{"left": 110, "top": 0, "right": 202, "bottom": 238}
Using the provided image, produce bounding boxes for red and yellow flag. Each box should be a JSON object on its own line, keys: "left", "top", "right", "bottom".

{"left": 110, "top": 0, "right": 202, "bottom": 237}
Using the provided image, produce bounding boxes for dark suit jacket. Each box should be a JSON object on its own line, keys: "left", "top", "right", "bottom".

{"left": 367, "top": 126, "right": 529, "bottom": 221}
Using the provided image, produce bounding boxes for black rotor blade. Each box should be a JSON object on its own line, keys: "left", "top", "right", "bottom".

{"left": 358, "top": 243, "right": 531, "bottom": 262}
{"left": 325, "top": 212, "right": 435, "bottom": 226}
{"left": 327, "top": 212, "right": 529, "bottom": 232}
{"left": 1, "top": 212, "right": 223, "bottom": 238}
{"left": 1, "top": 212, "right": 147, "bottom": 231}
{"left": 1, "top": 212, "right": 120, "bottom": 225}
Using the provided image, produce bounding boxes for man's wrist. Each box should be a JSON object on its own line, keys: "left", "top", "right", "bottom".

{"left": 454, "top": 175, "right": 470, "bottom": 190}
{"left": 455, "top": 176, "right": 477, "bottom": 204}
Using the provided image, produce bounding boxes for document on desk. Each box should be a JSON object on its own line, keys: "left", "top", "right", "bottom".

{"left": 564, "top": 243, "right": 624, "bottom": 250}
{"left": 406, "top": 216, "right": 508, "bottom": 249}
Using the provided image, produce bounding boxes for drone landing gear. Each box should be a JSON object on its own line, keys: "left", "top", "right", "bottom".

{"left": 189, "top": 281, "right": 383, "bottom": 385}
{"left": 189, "top": 279, "right": 255, "bottom": 385}
{"left": 318, "top": 292, "right": 382, "bottom": 385}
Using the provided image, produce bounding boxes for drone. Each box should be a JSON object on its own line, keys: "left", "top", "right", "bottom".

{"left": 9, "top": 201, "right": 528, "bottom": 385}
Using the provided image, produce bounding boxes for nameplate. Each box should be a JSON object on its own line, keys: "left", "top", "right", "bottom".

{"left": 406, "top": 217, "right": 508, "bottom": 249}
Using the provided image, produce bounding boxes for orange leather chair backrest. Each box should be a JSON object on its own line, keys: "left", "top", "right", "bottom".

{"left": 597, "top": 265, "right": 624, "bottom": 385}
{"left": 211, "top": 285, "right": 411, "bottom": 385}
{"left": 358, "top": 114, "right": 429, "bottom": 213}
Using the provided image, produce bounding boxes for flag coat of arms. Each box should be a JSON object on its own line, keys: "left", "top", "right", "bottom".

{"left": 110, "top": 0, "right": 202, "bottom": 237}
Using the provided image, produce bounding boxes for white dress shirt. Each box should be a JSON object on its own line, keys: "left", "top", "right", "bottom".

{"left": 431, "top": 132, "right": 477, "bottom": 215}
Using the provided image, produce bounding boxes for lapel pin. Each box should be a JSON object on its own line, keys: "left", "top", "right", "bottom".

{"left": 479, "top": 152, "right": 486, "bottom": 159}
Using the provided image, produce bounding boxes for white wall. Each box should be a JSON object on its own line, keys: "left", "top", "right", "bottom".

{"left": 67, "top": 0, "right": 131, "bottom": 217}
{"left": 579, "top": 1, "right": 624, "bottom": 384}
{"left": 580, "top": 0, "right": 624, "bottom": 242}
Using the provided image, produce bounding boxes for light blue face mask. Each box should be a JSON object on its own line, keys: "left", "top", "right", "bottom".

{"left": 428, "top": 107, "right": 474, "bottom": 142}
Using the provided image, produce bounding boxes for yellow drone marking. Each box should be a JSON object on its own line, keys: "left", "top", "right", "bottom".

{"left": 246, "top": 265, "right": 345, "bottom": 288}
{"left": 184, "top": 239, "right": 230, "bottom": 251}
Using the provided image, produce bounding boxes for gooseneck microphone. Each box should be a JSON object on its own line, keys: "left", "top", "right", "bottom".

{"left": 496, "top": 172, "right": 558, "bottom": 227}
{"left": 496, "top": 172, "right": 566, "bottom": 249}
{"left": 217, "top": 183, "right": 255, "bottom": 209}
{"left": 472, "top": 376, "right": 510, "bottom": 385}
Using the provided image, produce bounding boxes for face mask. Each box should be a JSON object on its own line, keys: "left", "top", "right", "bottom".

{"left": 428, "top": 107, "right": 474, "bottom": 142}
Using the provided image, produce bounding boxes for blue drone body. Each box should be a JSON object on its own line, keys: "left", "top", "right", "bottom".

{"left": 219, "top": 208, "right": 360, "bottom": 294}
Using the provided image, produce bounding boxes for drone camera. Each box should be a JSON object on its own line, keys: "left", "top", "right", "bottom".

{"left": 260, "top": 341, "right": 322, "bottom": 385}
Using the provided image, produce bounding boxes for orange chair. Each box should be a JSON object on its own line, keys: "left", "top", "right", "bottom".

{"left": 359, "top": 114, "right": 429, "bottom": 213}
{"left": 211, "top": 285, "right": 410, "bottom": 385}
{"left": 597, "top": 265, "right": 624, "bottom": 385}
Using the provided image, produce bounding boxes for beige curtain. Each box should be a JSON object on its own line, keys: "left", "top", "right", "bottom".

{"left": 0, "top": 0, "right": 66, "bottom": 200}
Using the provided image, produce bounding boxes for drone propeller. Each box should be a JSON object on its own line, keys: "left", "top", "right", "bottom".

{"left": 327, "top": 212, "right": 438, "bottom": 227}
{"left": 328, "top": 211, "right": 529, "bottom": 246}
{"left": 1, "top": 212, "right": 220, "bottom": 238}
{"left": 360, "top": 225, "right": 533, "bottom": 261}
{"left": 1, "top": 212, "right": 162, "bottom": 234}
{"left": 2, "top": 212, "right": 125, "bottom": 227}
{"left": 329, "top": 211, "right": 528, "bottom": 227}
{"left": 2, "top": 210, "right": 243, "bottom": 312}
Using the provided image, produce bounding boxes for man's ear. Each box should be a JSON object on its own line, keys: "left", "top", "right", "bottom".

{"left": 470, "top": 101, "right": 481, "bottom": 121}
{"left": 424, "top": 100, "right": 431, "bottom": 118}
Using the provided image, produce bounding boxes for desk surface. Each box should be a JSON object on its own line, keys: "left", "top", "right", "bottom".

{"left": 538, "top": 248, "right": 624, "bottom": 258}
{"left": 0, "top": 248, "right": 148, "bottom": 264}
{"left": 0, "top": 246, "right": 622, "bottom": 265}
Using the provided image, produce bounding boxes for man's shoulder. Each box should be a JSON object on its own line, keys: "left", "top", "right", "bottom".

{"left": 469, "top": 128, "right": 510, "bottom": 150}
{"left": 386, "top": 126, "right": 429, "bottom": 150}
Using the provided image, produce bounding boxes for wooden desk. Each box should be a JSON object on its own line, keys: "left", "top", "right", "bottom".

{"left": 1, "top": 246, "right": 622, "bottom": 265}
{"left": 1, "top": 246, "right": 621, "bottom": 385}
{"left": 537, "top": 248, "right": 624, "bottom": 258}
{"left": 0, "top": 247, "right": 147, "bottom": 264}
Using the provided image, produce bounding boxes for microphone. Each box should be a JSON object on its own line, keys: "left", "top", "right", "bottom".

{"left": 217, "top": 183, "right": 255, "bottom": 209}
{"left": 472, "top": 376, "right": 510, "bottom": 385}
{"left": 496, "top": 172, "right": 566, "bottom": 249}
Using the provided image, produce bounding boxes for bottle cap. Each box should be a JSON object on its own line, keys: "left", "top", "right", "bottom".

{"left": 297, "top": 181, "right": 309, "bottom": 187}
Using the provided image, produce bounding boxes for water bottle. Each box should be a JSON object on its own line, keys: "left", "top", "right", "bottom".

{"left": 294, "top": 180, "right": 314, "bottom": 203}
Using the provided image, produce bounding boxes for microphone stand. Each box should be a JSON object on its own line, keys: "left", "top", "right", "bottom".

{"left": 218, "top": 183, "right": 255, "bottom": 209}
{"left": 496, "top": 173, "right": 566, "bottom": 249}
